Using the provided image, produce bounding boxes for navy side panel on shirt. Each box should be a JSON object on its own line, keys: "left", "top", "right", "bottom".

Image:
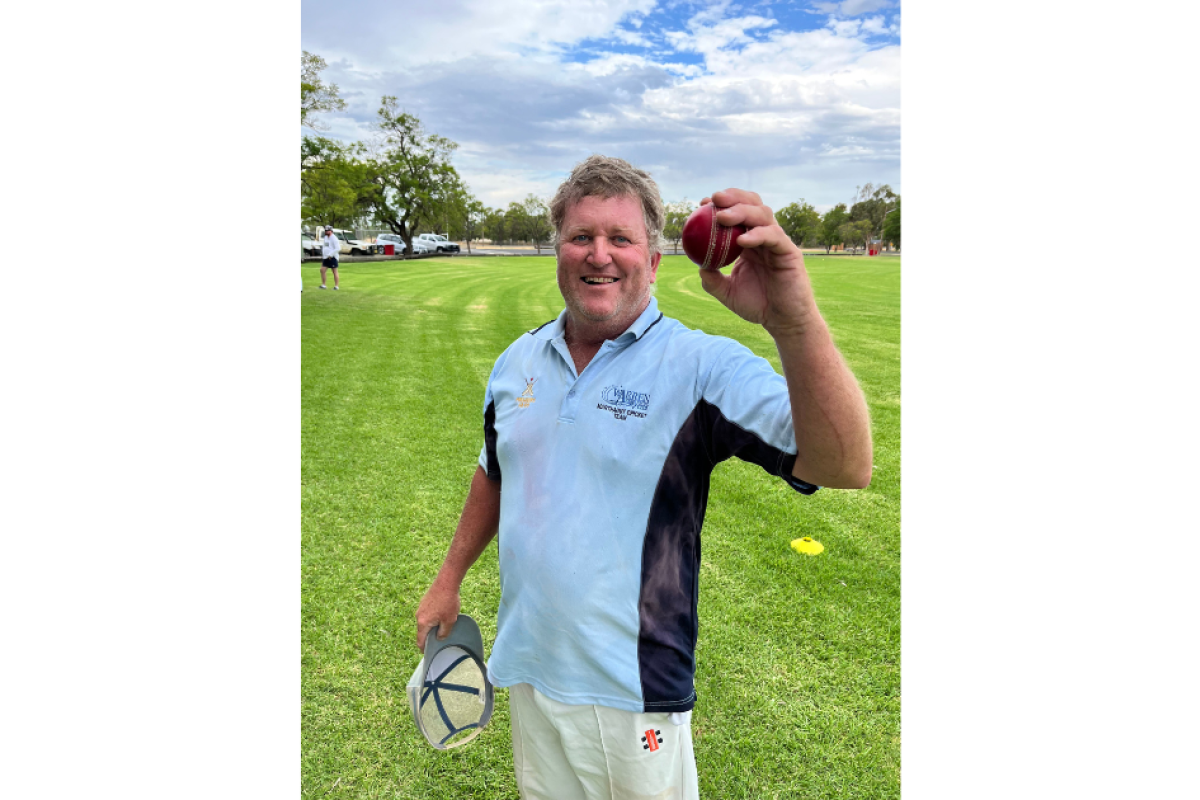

{"left": 636, "top": 403, "right": 710, "bottom": 711}
{"left": 483, "top": 400, "right": 501, "bottom": 482}
{"left": 636, "top": 400, "right": 820, "bottom": 712}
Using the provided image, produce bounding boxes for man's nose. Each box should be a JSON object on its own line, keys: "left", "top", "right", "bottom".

{"left": 587, "top": 237, "right": 610, "bottom": 264}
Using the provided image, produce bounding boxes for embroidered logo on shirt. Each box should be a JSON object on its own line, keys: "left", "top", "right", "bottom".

{"left": 597, "top": 385, "right": 649, "bottom": 420}
{"left": 517, "top": 378, "right": 537, "bottom": 409}
{"left": 642, "top": 729, "right": 663, "bottom": 752}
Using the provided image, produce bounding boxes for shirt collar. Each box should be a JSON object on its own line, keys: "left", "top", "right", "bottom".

{"left": 531, "top": 297, "right": 662, "bottom": 343}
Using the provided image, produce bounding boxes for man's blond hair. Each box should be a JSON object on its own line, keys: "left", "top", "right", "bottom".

{"left": 550, "top": 155, "right": 665, "bottom": 256}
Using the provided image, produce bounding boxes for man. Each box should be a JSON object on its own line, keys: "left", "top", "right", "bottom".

{"left": 415, "top": 156, "right": 872, "bottom": 799}
{"left": 320, "top": 225, "right": 340, "bottom": 290}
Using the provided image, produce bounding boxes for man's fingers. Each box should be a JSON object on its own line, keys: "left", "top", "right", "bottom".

{"left": 709, "top": 188, "right": 763, "bottom": 209}
{"left": 715, "top": 202, "right": 776, "bottom": 231}
{"left": 736, "top": 223, "right": 799, "bottom": 256}
{"left": 416, "top": 616, "right": 456, "bottom": 652}
{"left": 700, "top": 188, "right": 776, "bottom": 231}
{"left": 414, "top": 583, "right": 463, "bottom": 651}
{"left": 415, "top": 614, "right": 456, "bottom": 652}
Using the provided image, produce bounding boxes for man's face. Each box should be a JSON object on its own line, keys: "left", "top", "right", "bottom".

{"left": 556, "top": 194, "right": 661, "bottom": 332}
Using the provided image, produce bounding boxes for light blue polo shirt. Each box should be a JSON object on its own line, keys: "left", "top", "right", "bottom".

{"left": 478, "top": 297, "right": 818, "bottom": 713}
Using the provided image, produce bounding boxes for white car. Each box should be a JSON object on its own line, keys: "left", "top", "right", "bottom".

{"left": 329, "top": 228, "right": 383, "bottom": 256}
{"left": 376, "top": 232, "right": 433, "bottom": 255}
{"left": 302, "top": 230, "right": 321, "bottom": 256}
{"left": 416, "top": 233, "right": 461, "bottom": 253}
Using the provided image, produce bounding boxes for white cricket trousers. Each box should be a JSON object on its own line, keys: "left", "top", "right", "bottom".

{"left": 509, "top": 683, "right": 700, "bottom": 800}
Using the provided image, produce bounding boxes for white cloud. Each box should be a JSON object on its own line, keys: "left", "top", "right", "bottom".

{"left": 304, "top": 0, "right": 658, "bottom": 72}
{"left": 689, "top": 0, "right": 739, "bottom": 27}
{"left": 665, "top": 15, "right": 778, "bottom": 55}
{"left": 828, "top": 18, "right": 862, "bottom": 37}
{"left": 453, "top": 163, "right": 563, "bottom": 208}
{"left": 302, "top": 0, "right": 900, "bottom": 210}
{"left": 861, "top": 15, "right": 888, "bottom": 35}
{"left": 577, "top": 53, "right": 657, "bottom": 78}
{"left": 612, "top": 28, "right": 653, "bottom": 47}
{"left": 812, "top": 0, "right": 892, "bottom": 16}
{"left": 662, "top": 62, "right": 705, "bottom": 78}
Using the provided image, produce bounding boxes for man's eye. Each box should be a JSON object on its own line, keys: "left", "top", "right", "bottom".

{"left": 574, "top": 235, "right": 590, "bottom": 242}
{"left": 614, "top": 236, "right": 630, "bottom": 244}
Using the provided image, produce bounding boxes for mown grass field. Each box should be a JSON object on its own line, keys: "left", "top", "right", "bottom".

{"left": 302, "top": 253, "right": 900, "bottom": 798}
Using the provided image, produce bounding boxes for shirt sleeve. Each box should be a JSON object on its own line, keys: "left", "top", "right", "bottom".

{"left": 478, "top": 352, "right": 506, "bottom": 482}
{"left": 699, "top": 339, "right": 819, "bottom": 494}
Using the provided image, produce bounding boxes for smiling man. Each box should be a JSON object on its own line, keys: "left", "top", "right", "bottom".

{"left": 415, "top": 155, "right": 872, "bottom": 799}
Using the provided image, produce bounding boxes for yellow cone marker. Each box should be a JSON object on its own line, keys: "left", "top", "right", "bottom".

{"left": 790, "top": 536, "right": 824, "bottom": 556}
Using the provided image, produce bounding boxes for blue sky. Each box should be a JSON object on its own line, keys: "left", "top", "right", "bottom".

{"left": 301, "top": 0, "right": 900, "bottom": 213}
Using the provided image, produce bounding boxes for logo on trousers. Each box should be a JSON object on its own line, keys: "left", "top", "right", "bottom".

{"left": 642, "top": 729, "right": 663, "bottom": 752}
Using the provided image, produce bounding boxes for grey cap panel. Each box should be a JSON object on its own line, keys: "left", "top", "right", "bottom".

{"left": 424, "top": 614, "right": 485, "bottom": 664}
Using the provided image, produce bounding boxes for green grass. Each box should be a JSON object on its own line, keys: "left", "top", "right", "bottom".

{"left": 302, "top": 254, "right": 900, "bottom": 798}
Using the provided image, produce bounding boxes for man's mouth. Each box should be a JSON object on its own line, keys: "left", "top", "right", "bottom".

{"left": 582, "top": 276, "right": 618, "bottom": 284}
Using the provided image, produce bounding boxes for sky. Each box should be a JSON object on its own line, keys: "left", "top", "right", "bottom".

{"left": 300, "top": 0, "right": 899, "bottom": 213}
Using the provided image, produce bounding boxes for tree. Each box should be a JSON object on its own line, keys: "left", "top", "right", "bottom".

{"left": 820, "top": 204, "right": 849, "bottom": 253}
{"left": 849, "top": 183, "right": 899, "bottom": 247}
{"left": 521, "top": 195, "right": 552, "bottom": 253}
{"left": 300, "top": 136, "right": 371, "bottom": 228}
{"left": 854, "top": 220, "right": 874, "bottom": 253}
{"left": 503, "top": 201, "right": 527, "bottom": 246}
{"left": 457, "top": 199, "right": 487, "bottom": 255}
{"left": 662, "top": 200, "right": 696, "bottom": 255}
{"left": 483, "top": 207, "right": 508, "bottom": 244}
{"left": 881, "top": 198, "right": 901, "bottom": 249}
{"left": 426, "top": 177, "right": 480, "bottom": 245}
{"left": 363, "top": 98, "right": 463, "bottom": 256}
{"left": 838, "top": 220, "right": 873, "bottom": 254}
{"left": 776, "top": 200, "right": 821, "bottom": 248}
{"left": 301, "top": 51, "right": 346, "bottom": 131}
{"left": 502, "top": 196, "right": 551, "bottom": 253}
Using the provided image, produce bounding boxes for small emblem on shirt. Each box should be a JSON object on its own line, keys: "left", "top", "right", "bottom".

{"left": 517, "top": 378, "right": 537, "bottom": 409}
{"left": 642, "top": 729, "right": 663, "bottom": 752}
{"left": 597, "top": 385, "right": 649, "bottom": 420}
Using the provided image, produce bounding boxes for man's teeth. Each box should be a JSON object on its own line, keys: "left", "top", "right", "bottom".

{"left": 583, "top": 277, "right": 617, "bottom": 284}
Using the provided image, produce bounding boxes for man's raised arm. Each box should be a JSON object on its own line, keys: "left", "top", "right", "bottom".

{"left": 697, "top": 189, "right": 873, "bottom": 489}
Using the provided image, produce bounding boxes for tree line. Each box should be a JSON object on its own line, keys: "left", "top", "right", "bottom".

{"left": 301, "top": 51, "right": 900, "bottom": 256}
{"left": 775, "top": 185, "right": 901, "bottom": 253}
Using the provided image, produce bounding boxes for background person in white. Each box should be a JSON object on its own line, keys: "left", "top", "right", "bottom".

{"left": 415, "top": 156, "right": 873, "bottom": 798}
{"left": 320, "top": 225, "right": 340, "bottom": 290}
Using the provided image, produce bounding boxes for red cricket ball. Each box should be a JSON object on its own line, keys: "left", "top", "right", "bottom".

{"left": 681, "top": 204, "right": 746, "bottom": 269}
